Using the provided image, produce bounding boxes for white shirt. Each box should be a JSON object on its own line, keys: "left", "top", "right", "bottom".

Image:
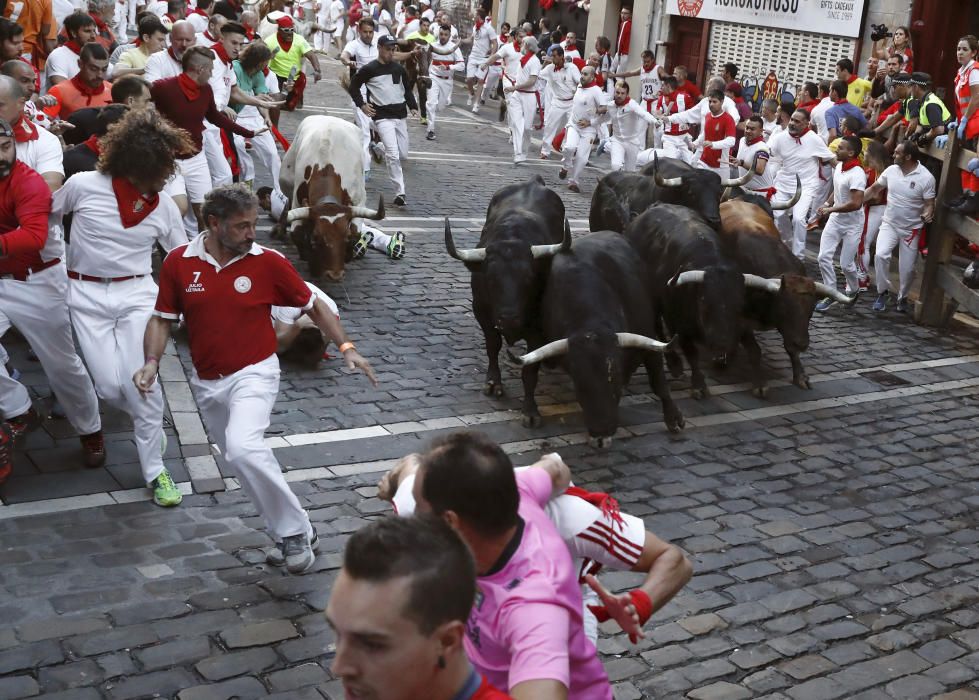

{"left": 52, "top": 171, "right": 186, "bottom": 277}
{"left": 399, "top": 18, "right": 419, "bottom": 38}
{"left": 421, "top": 7, "right": 434, "bottom": 21}
{"left": 145, "top": 50, "right": 183, "bottom": 83}
{"left": 187, "top": 12, "right": 209, "bottom": 33}
{"left": 608, "top": 98, "right": 658, "bottom": 144}
{"left": 343, "top": 37, "right": 379, "bottom": 70}
{"left": 145, "top": 0, "right": 167, "bottom": 17}
{"left": 877, "top": 163, "right": 937, "bottom": 231}
{"left": 669, "top": 94, "right": 740, "bottom": 128}
{"left": 810, "top": 96, "right": 833, "bottom": 142}
{"left": 639, "top": 65, "right": 662, "bottom": 103}
{"left": 196, "top": 31, "right": 219, "bottom": 47}
{"left": 828, "top": 163, "right": 868, "bottom": 227}
{"left": 44, "top": 46, "right": 80, "bottom": 87}
{"left": 539, "top": 62, "right": 580, "bottom": 102}
{"left": 516, "top": 53, "right": 541, "bottom": 87}
{"left": 429, "top": 42, "right": 464, "bottom": 79}
{"left": 761, "top": 117, "right": 777, "bottom": 140}
{"left": 16, "top": 128, "right": 64, "bottom": 262}
{"left": 375, "top": 9, "right": 394, "bottom": 37}
{"left": 323, "top": 0, "right": 344, "bottom": 28}
{"left": 498, "top": 42, "right": 523, "bottom": 84}
{"left": 564, "top": 48, "right": 581, "bottom": 62}
{"left": 52, "top": 0, "right": 75, "bottom": 28}
{"left": 209, "top": 51, "right": 238, "bottom": 111}
{"left": 470, "top": 21, "right": 496, "bottom": 59}
{"left": 735, "top": 137, "right": 774, "bottom": 191}
{"left": 568, "top": 84, "right": 607, "bottom": 135}
{"left": 768, "top": 129, "right": 835, "bottom": 192}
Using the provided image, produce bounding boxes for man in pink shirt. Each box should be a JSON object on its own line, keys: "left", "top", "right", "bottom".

{"left": 412, "top": 431, "right": 613, "bottom": 700}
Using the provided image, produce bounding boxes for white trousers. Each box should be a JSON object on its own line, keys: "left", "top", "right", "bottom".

{"left": 774, "top": 187, "right": 817, "bottom": 260}
{"left": 203, "top": 126, "right": 233, "bottom": 188}
{"left": 375, "top": 118, "right": 408, "bottom": 196}
{"left": 354, "top": 104, "right": 374, "bottom": 172}
{"left": 859, "top": 204, "right": 885, "bottom": 278}
{"left": 236, "top": 109, "right": 282, "bottom": 194}
{"left": 426, "top": 76, "right": 453, "bottom": 134}
{"left": 875, "top": 221, "right": 921, "bottom": 299}
{"left": 315, "top": 27, "right": 337, "bottom": 51}
{"left": 506, "top": 90, "right": 536, "bottom": 160}
{"left": 609, "top": 136, "right": 642, "bottom": 172}
{"left": 481, "top": 66, "right": 502, "bottom": 100}
{"left": 662, "top": 134, "right": 692, "bottom": 164}
{"left": 562, "top": 126, "right": 595, "bottom": 184}
{"left": 541, "top": 99, "right": 572, "bottom": 156}
{"left": 817, "top": 215, "right": 861, "bottom": 294}
{"left": 68, "top": 276, "right": 165, "bottom": 483}
{"left": 0, "top": 265, "right": 100, "bottom": 433}
{"left": 190, "top": 354, "right": 310, "bottom": 541}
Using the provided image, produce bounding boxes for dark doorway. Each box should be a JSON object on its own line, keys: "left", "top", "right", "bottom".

{"left": 668, "top": 15, "right": 708, "bottom": 88}
{"left": 910, "top": 0, "right": 978, "bottom": 102}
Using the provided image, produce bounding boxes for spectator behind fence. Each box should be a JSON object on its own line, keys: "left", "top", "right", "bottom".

{"left": 947, "top": 35, "right": 979, "bottom": 212}
{"left": 874, "top": 24, "right": 914, "bottom": 74}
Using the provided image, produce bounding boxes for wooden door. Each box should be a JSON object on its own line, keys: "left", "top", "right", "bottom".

{"left": 669, "top": 15, "right": 707, "bottom": 86}
{"left": 911, "top": 0, "right": 978, "bottom": 102}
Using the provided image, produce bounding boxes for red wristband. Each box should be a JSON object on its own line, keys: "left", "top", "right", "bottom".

{"left": 630, "top": 589, "right": 654, "bottom": 626}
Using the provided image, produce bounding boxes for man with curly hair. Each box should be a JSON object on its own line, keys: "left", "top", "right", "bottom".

{"left": 53, "top": 108, "right": 192, "bottom": 507}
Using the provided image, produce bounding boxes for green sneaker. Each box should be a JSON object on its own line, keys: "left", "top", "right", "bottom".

{"left": 386, "top": 231, "right": 406, "bottom": 259}
{"left": 150, "top": 468, "right": 182, "bottom": 507}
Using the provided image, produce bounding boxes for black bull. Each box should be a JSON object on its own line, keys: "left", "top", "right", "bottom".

{"left": 513, "top": 232, "right": 684, "bottom": 447}
{"left": 444, "top": 176, "right": 568, "bottom": 400}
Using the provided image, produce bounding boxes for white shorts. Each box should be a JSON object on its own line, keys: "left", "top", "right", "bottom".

{"left": 175, "top": 150, "right": 211, "bottom": 204}
{"left": 466, "top": 55, "right": 488, "bottom": 80}
{"left": 271, "top": 282, "right": 339, "bottom": 324}
{"left": 163, "top": 171, "right": 187, "bottom": 199}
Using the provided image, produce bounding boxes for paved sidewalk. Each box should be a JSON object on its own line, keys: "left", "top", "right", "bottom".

{"left": 1, "top": 60, "right": 979, "bottom": 699}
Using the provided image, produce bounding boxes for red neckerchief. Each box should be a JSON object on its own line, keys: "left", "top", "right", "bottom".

{"left": 846, "top": 74, "right": 857, "bottom": 85}
{"left": 564, "top": 486, "right": 625, "bottom": 529}
{"left": 499, "top": 34, "right": 506, "bottom": 43}
{"left": 12, "top": 114, "right": 38, "bottom": 143}
{"left": 165, "top": 13, "right": 177, "bottom": 22}
{"left": 519, "top": 51, "right": 533, "bottom": 67}
{"left": 177, "top": 73, "right": 201, "bottom": 100}
{"left": 64, "top": 39, "right": 83, "bottom": 54}
{"left": 203, "top": 30, "right": 217, "bottom": 44}
{"left": 92, "top": 14, "right": 110, "bottom": 35}
{"left": 167, "top": 46, "right": 179, "bottom": 61}
{"left": 792, "top": 127, "right": 811, "bottom": 144}
{"left": 797, "top": 99, "right": 820, "bottom": 112}
{"left": 841, "top": 157, "right": 862, "bottom": 172}
{"left": 245, "top": 27, "right": 255, "bottom": 41}
{"left": 746, "top": 135, "right": 764, "bottom": 145}
{"left": 212, "top": 42, "right": 232, "bottom": 65}
{"left": 191, "top": 7, "right": 208, "bottom": 16}
{"left": 833, "top": 98, "right": 848, "bottom": 105}
{"left": 83, "top": 134, "right": 101, "bottom": 156}
{"left": 277, "top": 32, "right": 293, "bottom": 52}
{"left": 69, "top": 74, "right": 106, "bottom": 102}
{"left": 133, "top": 37, "right": 142, "bottom": 47}
{"left": 112, "top": 177, "right": 160, "bottom": 228}
{"left": 734, "top": 96, "right": 745, "bottom": 104}
{"left": 474, "top": 19, "right": 483, "bottom": 31}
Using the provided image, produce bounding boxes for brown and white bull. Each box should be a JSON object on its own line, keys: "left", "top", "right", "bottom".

{"left": 280, "top": 115, "right": 385, "bottom": 282}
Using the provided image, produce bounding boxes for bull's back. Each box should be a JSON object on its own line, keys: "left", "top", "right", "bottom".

{"left": 719, "top": 201, "right": 805, "bottom": 277}
{"left": 280, "top": 116, "right": 366, "bottom": 206}
{"left": 625, "top": 204, "right": 720, "bottom": 285}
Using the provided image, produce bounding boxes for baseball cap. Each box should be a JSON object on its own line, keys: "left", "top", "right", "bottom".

{"left": 277, "top": 15, "right": 295, "bottom": 28}
{"left": 378, "top": 35, "right": 397, "bottom": 48}
{"left": 0, "top": 118, "right": 12, "bottom": 139}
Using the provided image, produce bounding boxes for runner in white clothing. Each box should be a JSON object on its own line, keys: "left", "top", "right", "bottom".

{"left": 731, "top": 116, "right": 775, "bottom": 195}
{"left": 606, "top": 81, "right": 658, "bottom": 172}
{"left": 341, "top": 19, "right": 380, "bottom": 174}
{"left": 812, "top": 136, "right": 867, "bottom": 312}
{"left": 655, "top": 76, "right": 691, "bottom": 163}
{"left": 768, "top": 108, "right": 836, "bottom": 260}
{"left": 463, "top": 8, "right": 496, "bottom": 110}
{"left": 55, "top": 110, "right": 190, "bottom": 506}
{"left": 538, "top": 46, "right": 580, "bottom": 158}
{"left": 560, "top": 66, "right": 607, "bottom": 192}
{"left": 483, "top": 33, "right": 539, "bottom": 164}
{"left": 425, "top": 25, "right": 463, "bottom": 140}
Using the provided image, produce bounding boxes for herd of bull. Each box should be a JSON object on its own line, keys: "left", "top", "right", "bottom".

{"left": 444, "top": 157, "right": 855, "bottom": 448}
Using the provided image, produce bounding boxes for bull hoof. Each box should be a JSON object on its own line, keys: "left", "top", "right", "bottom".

{"left": 794, "top": 375, "right": 812, "bottom": 390}
{"left": 691, "top": 386, "right": 709, "bottom": 400}
{"left": 589, "top": 435, "right": 614, "bottom": 449}
{"left": 483, "top": 381, "right": 504, "bottom": 397}
{"left": 751, "top": 385, "right": 769, "bottom": 399}
{"left": 666, "top": 413, "right": 685, "bottom": 433}
{"left": 522, "top": 413, "right": 542, "bottom": 428}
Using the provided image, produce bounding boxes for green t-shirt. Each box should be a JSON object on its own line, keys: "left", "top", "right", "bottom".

{"left": 231, "top": 60, "right": 269, "bottom": 113}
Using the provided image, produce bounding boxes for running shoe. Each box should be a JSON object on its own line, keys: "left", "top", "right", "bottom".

{"left": 419, "top": 117, "right": 428, "bottom": 126}
{"left": 466, "top": 94, "right": 473, "bottom": 106}
{"left": 370, "top": 142, "right": 385, "bottom": 164}
{"left": 80, "top": 430, "right": 106, "bottom": 468}
{"left": 426, "top": 131, "right": 435, "bottom": 140}
{"left": 351, "top": 230, "right": 374, "bottom": 259}
{"left": 150, "top": 468, "right": 182, "bottom": 507}
{"left": 872, "top": 291, "right": 889, "bottom": 312}
{"left": 267, "top": 527, "right": 320, "bottom": 567}
{"left": 814, "top": 297, "right": 836, "bottom": 313}
{"left": 7, "top": 407, "right": 41, "bottom": 445}
{"left": 558, "top": 168, "right": 568, "bottom": 180}
{"left": 393, "top": 194, "right": 406, "bottom": 207}
{"left": 282, "top": 532, "right": 316, "bottom": 574}
{"left": 568, "top": 182, "right": 581, "bottom": 193}
{"left": 896, "top": 297, "right": 910, "bottom": 313}
{"left": 386, "top": 231, "right": 406, "bottom": 259}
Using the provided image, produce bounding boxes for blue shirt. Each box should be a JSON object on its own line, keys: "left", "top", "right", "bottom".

{"left": 825, "top": 100, "right": 867, "bottom": 135}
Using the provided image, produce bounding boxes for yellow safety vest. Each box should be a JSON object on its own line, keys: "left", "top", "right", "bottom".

{"left": 918, "top": 92, "right": 951, "bottom": 127}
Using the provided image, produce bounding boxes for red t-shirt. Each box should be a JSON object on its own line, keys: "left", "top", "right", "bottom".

{"left": 701, "top": 111, "right": 736, "bottom": 168}
{"left": 473, "top": 676, "right": 512, "bottom": 699}
{"left": 155, "top": 241, "right": 313, "bottom": 379}
{"left": 0, "top": 160, "right": 53, "bottom": 275}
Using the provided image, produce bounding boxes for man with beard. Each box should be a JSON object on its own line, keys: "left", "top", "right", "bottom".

{"left": 44, "top": 41, "right": 112, "bottom": 119}
{"left": 145, "top": 19, "right": 196, "bottom": 82}
{"left": 560, "top": 65, "right": 607, "bottom": 192}
{"left": 605, "top": 80, "right": 658, "bottom": 172}
{"left": 135, "top": 185, "right": 377, "bottom": 573}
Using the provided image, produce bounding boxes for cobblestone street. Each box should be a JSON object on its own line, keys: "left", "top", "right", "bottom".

{"left": 2, "top": 60, "right": 979, "bottom": 699}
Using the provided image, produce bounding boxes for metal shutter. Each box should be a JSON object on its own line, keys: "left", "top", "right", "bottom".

{"left": 707, "top": 21, "right": 856, "bottom": 106}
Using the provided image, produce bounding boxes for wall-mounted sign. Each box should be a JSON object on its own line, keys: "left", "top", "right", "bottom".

{"left": 668, "top": 0, "right": 866, "bottom": 38}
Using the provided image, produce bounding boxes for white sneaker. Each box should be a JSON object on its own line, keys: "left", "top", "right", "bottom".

{"left": 467, "top": 94, "right": 473, "bottom": 106}
{"left": 281, "top": 532, "right": 316, "bottom": 574}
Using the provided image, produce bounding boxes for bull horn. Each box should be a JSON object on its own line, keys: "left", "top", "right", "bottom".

{"left": 429, "top": 41, "right": 460, "bottom": 55}
{"left": 349, "top": 195, "right": 385, "bottom": 220}
{"left": 515, "top": 338, "right": 570, "bottom": 365}
{"left": 673, "top": 270, "right": 705, "bottom": 286}
{"left": 720, "top": 169, "right": 754, "bottom": 187}
{"left": 771, "top": 175, "right": 802, "bottom": 210}
{"left": 530, "top": 219, "right": 573, "bottom": 258}
{"left": 813, "top": 283, "right": 857, "bottom": 305}
{"left": 653, "top": 153, "right": 683, "bottom": 187}
{"left": 444, "top": 217, "right": 486, "bottom": 262}
{"left": 743, "top": 274, "right": 782, "bottom": 293}
{"left": 616, "top": 332, "right": 675, "bottom": 352}
{"left": 286, "top": 207, "right": 310, "bottom": 222}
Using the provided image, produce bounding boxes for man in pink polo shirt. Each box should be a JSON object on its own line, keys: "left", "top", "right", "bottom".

{"left": 412, "top": 431, "right": 613, "bottom": 699}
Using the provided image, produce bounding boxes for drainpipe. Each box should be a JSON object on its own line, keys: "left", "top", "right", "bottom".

{"left": 648, "top": 0, "right": 664, "bottom": 66}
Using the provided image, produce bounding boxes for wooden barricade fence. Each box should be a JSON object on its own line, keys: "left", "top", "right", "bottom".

{"left": 916, "top": 135, "right": 979, "bottom": 326}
